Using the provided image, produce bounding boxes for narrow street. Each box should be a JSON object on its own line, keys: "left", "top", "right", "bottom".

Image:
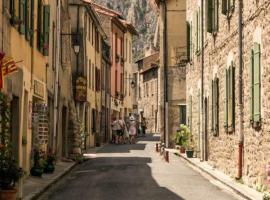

{"left": 38, "top": 135, "right": 239, "bottom": 200}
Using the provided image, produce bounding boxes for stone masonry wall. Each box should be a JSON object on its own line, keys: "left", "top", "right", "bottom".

{"left": 186, "top": 0, "right": 270, "bottom": 190}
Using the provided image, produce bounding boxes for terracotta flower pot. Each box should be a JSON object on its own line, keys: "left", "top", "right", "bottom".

{"left": 180, "top": 146, "right": 185, "bottom": 154}
{"left": 0, "top": 188, "right": 17, "bottom": 200}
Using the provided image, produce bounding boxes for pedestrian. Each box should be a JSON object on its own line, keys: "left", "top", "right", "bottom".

{"left": 128, "top": 115, "right": 137, "bottom": 144}
{"left": 111, "top": 117, "right": 118, "bottom": 143}
{"left": 141, "top": 117, "right": 147, "bottom": 137}
{"left": 118, "top": 117, "right": 126, "bottom": 144}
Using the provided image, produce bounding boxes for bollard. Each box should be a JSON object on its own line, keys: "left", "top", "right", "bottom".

{"left": 156, "top": 143, "right": 159, "bottom": 152}
{"left": 165, "top": 151, "right": 169, "bottom": 162}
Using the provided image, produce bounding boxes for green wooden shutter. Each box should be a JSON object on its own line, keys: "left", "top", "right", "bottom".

{"left": 43, "top": 5, "right": 50, "bottom": 56}
{"left": 231, "top": 66, "right": 235, "bottom": 129}
{"left": 189, "top": 96, "right": 192, "bottom": 133}
{"left": 215, "top": 78, "right": 219, "bottom": 135}
{"left": 187, "top": 22, "right": 191, "bottom": 61}
{"left": 249, "top": 50, "right": 254, "bottom": 121}
{"left": 253, "top": 43, "right": 261, "bottom": 122}
{"left": 30, "top": 0, "right": 34, "bottom": 46}
{"left": 19, "top": 0, "right": 25, "bottom": 34}
{"left": 225, "top": 69, "right": 228, "bottom": 128}
{"left": 196, "top": 11, "right": 199, "bottom": 52}
{"left": 211, "top": 80, "right": 214, "bottom": 131}
{"left": 37, "top": 0, "right": 42, "bottom": 51}
{"left": 207, "top": 0, "right": 213, "bottom": 33}
{"left": 214, "top": 0, "right": 218, "bottom": 32}
{"left": 190, "top": 22, "right": 192, "bottom": 59}
{"left": 229, "top": 0, "right": 235, "bottom": 10}
{"left": 222, "top": 0, "right": 227, "bottom": 15}
{"left": 25, "top": 0, "right": 30, "bottom": 40}
{"left": 10, "top": 0, "right": 15, "bottom": 20}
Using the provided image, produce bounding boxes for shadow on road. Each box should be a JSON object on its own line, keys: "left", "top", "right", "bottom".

{"left": 44, "top": 157, "right": 185, "bottom": 200}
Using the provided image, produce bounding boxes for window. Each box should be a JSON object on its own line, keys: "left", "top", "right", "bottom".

{"left": 211, "top": 76, "right": 219, "bottom": 136}
{"left": 222, "top": 0, "right": 235, "bottom": 16}
{"left": 207, "top": 0, "right": 218, "bottom": 33}
{"left": 188, "top": 96, "right": 192, "bottom": 132}
{"left": 95, "top": 67, "right": 100, "bottom": 91}
{"left": 91, "top": 109, "right": 96, "bottom": 133}
{"left": 179, "top": 105, "right": 187, "bottom": 125}
{"left": 225, "top": 64, "right": 235, "bottom": 132}
{"left": 195, "top": 9, "right": 201, "bottom": 53}
{"left": 92, "top": 64, "right": 95, "bottom": 90}
{"left": 88, "top": 60, "right": 91, "bottom": 89}
{"left": 91, "top": 22, "right": 94, "bottom": 45}
{"left": 37, "top": 0, "right": 50, "bottom": 55}
{"left": 115, "top": 33, "right": 118, "bottom": 56}
{"left": 186, "top": 21, "right": 192, "bottom": 61}
{"left": 115, "top": 70, "right": 118, "bottom": 95}
{"left": 95, "top": 29, "right": 100, "bottom": 53}
{"left": 88, "top": 18, "right": 91, "bottom": 41}
{"left": 250, "top": 43, "right": 261, "bottom": 127}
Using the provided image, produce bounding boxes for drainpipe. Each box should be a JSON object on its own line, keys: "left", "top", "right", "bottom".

{"left": 161, "top": 0, "right": 169, "bottom": 148}
{"left": 53, "top": 0, "right": 61, "bottom": 153}
{"left": 200, "top": 0, "right": 205, "bottom": 161}
{"left": 237, "top": 0, "right": 244, "bottom": 179}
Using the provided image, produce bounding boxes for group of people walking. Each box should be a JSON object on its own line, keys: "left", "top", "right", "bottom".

{"left": 111, "top": 115, "right": 146, "bottom": 145}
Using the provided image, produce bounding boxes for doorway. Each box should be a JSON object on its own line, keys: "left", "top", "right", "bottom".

{"left": 62, "top": 106, "right": 68, "bottom": 158}
{"left": 204, "top": 98, "right": 209, "bottom": 161}
{"left": 11, "top": 96, "right": 20, "bottom": 162}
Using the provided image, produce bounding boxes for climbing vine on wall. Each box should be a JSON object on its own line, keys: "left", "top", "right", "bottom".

{"left": 0, "top": 92, "right": 11, "bottom": 147}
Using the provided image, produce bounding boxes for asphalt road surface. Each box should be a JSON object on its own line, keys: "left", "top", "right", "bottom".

{"left": 38, "top": 135, "right": 240, "bottom": 200}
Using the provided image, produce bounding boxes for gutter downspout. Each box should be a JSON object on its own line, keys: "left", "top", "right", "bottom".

{"left": 200, "top": 0, "right": 205, "bottom": 161}
{"left": 237, "top": 0, "right": 244, "bottom": 179}
{"left": 53, "top": 0, "right": 61, "bottom": 153}
{"left": 162, "top": 0, "right": 169, "bottom": 148}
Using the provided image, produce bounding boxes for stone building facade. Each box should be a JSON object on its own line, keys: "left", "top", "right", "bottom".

{"left": 136, "top": 52, "right": 159, "bottom": 134}
{"left": 153, "top": 0, "right": 187, "bottom": 147}
{"left": 186, "top": 0, "right": 270, "bottom": 191}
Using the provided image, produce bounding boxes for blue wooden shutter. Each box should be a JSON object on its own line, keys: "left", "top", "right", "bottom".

{"left": 43, "top": 5, "right": 50, "bottom": 56}
{"left": 253, "top": 43, "right": 261, "bottom": 122}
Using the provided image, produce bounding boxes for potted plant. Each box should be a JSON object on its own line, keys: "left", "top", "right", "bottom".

{"left": 43, "top": 151, "right": 56, "bottom": 174}
{"left": 174, "top": 124, "right": 190, "bottom": 154}
{"left": 0, "top": 145, "right": 23, "bottom": 200}
{"left": 30, "top": 149, "right": 43, "bottom": 177}
{"left": 185, "top": 135, "right": 195, "bottom": 158}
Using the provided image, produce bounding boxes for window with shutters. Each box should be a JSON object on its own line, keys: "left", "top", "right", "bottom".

{"left": 211, "top": 76, "right": 219, "bottom": 136}
{"left": 207, "top": 0, "right": 219, "bottom": 33}
{"left": 187, "top": 21, "right": 192, "bottom": 62}
{"left": 195, "top": 9, "right": 201, "bottom": 54}
{"left": 224, "top": 64, "right": 235, "bottom": 133}
{"left": 36, "top": 1, "right": 50, "bottom": 55}
{"left": 222, "top": 0, "right": 235, "bottom": 17}
{"left": 188, "top": 96, "right": 193, "bottom": 133}
{"left": 250, "top": 43, "right": 261, "bottom": 129}
{"left": 179, "top": 105, "right": 187, "bottom": 125}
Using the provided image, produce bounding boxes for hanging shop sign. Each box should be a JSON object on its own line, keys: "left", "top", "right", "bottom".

{"left": 34, "top": 80, "right": 45, "bottom": 99}
{"left": 0, "top": 52, "right": 19, "bottom": 89}
{"left": 76, "top": 76, "right": 87, "bottom": 102}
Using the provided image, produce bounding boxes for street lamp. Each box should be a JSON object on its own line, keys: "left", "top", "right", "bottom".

{"left": 73, "top": 44, "right": 80, "bottom": 55}
{"left": 73, "top": 44, "right": 80, "bottom": 75}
